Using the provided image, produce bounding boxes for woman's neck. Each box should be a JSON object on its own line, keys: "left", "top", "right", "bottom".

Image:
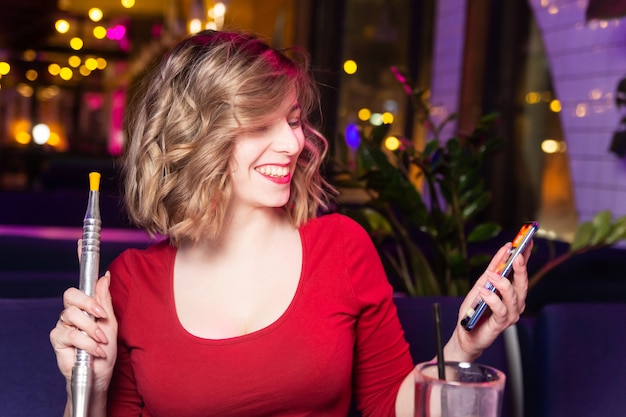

{"left": 178, "top": 207, "right": 293, "bottom": 263}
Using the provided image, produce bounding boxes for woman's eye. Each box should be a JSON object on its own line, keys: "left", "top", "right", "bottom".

{"left": 288, "top": 118, "right": 302, "bottom": 129}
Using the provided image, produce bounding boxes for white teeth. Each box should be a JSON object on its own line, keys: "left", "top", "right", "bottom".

{"left": 257, "top": 166, "right": 288, "bottom": 177}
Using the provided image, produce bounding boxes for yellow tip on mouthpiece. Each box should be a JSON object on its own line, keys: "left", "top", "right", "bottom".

{"left": 89, "top": 172, "right": 101, "bottom": 192}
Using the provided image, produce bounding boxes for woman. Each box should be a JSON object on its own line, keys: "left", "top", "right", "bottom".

{"left": 50, "top": 30, "right": 531, "bottom": 417}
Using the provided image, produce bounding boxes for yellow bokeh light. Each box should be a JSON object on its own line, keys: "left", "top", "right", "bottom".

{"left": 550, "top": 99, "right": 562, "bottom": 113}
{"left": 541, "top": 139, "right": 559, "bottom": 154}
{"left": 88, "top": 8, "right": 103, "bottom": 22}
{"left": 79, "top": 65, "right": 91, "bottom": 76}
{"left": 96, "top": 57, "right": 107, "bottom": 70}
{"left": 48, "top": 63, "right": 61, "bottom": 76}
{"left": 55, "top": 19, "right": 70, "bottom": 34}
{"left": 25, "top": 70, "right": 38, "bottom": 81}
{"left": 23, "top": 50, "right": 37, "bottom": 61}
{"left": 343, "top": 60, "right": 357, "bottom": 75}
{"left": 12, "top": 120, "right": 31, "bottom": 143}
{"left": 60, "top": 67, "right": 74, "bottom": 80}
{"left": 189, "top": 18, "right": 202, "bottom": 34}
{"left": 0, "top": 61, "right": 10, "bottom": 75}
{"left": 70, "top": 37, "right": 84, "bottom": 50}
{"left": 384, "top": 136, "right": 401, "bottom": 151}
{"left": 525, "top": 91, "right": 541, "bottom": 104}
{"left": 85, "top": 57, "right": 98, "bottom": 71}
{"left": 357, "top": 108, "right": 371, "bottom": 121}
{"left": 16, "top": 131, "right": 31, "bottom": 145}
{"left": 214, "top": 2, "right": 226, "bottom": 17}
{"left": 381, "top": 112, "right": 394, "bottom": 124}
{"left": 93, "top": 26, "right": 107, "bottom": 39}
{"left": 47, "top": 132, "right": 61, "bottom": 147}
{"left": 17, "top": 83, "right": 33, "bottom": 97}
{"left": 68, "top": 55, "right": 81, "bottom": 67}
{"left": 121, "top": 0, "right": 135, "bottom": 8}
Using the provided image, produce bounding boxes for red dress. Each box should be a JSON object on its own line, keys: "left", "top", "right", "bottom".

{"left": 107, "top": 213, "right": 414, "bottom": 416}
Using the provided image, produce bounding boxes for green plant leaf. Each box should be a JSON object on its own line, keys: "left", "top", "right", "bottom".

{"left": 422, "top": 139, "right": 440, "bottom": 159}
{"left": 360, "top": 207, "right": 394, "bottom": 235}
{"left": 461, "top": 193, "right": 491, "bottom": 220}
{"left": 605, "top": 215, "right": 626, "bottom": 244}
{"left": 458, "top": 169, "right": 481, "bottom": 193}
{"left": 570, "top": 221, "right": 594, "bottom": 251}
{"left": 467, "top": 222, "right": 502, "bottom": 242}
{"left": 590, "top": 210, "right": 613, "bottom": 245}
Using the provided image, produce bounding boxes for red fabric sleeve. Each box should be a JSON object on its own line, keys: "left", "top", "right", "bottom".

{"left": 338, "top": 216, "right": 414, "bottom": 416}
{"left": 106, "top": 247, "right": 147, "bottom": 416}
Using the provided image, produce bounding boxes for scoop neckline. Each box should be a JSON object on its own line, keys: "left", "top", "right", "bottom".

{"left": 166, "top": 229, "right": 306, "bottom": 345}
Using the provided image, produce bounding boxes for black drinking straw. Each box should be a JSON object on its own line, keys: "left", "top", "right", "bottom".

{"left": 433, "top": 303, "right": 446, "bottom": 380}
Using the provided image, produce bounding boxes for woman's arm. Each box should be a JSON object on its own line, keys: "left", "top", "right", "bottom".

{"left": 395, "top": 241, "right": 533, "bottom": 416}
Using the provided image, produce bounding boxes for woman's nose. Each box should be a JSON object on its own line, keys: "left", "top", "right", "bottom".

{"left": 274, "top": 121, "right": 302, "bottom": 154}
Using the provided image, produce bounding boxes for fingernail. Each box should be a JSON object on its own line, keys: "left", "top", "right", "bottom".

{"left": 95, "top": 327, "right": 108, "bottom": 344}
{"left": 95, "top": 345, "right": 107, "bottom": 359}
{"left": 93, "top": 304, "right": 107, "bottom": 318}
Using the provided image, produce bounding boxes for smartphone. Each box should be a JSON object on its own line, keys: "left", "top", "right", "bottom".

{"left": 460, "top": 221, "right": 538, "bottom": 331}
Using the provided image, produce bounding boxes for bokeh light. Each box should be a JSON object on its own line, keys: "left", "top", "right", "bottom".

{"left": 85, "top": 57, "right": 98, "bottom": 71}
{"left": 55, "top": 19, "right": 70, "bottom": 34}
{"left": 343, "top": 60, "right": 357, "bottom": 75}
{"left": 48, "top": 63, "right": 61, "bottom": 76}
{"left": 0, "top": 62, "right": 10, "bottom": 76}
{"left": 345, "top": 123, "right": 361, "bottom": 149}
{"left": 89, "top": 8, "right": 103, "bottom": 22}
{"left": 357, "top": 108, "right": 371, "bottom": 121}
{"left": 107, "top": 25, "right": 127, "bottom": 40}
{"left": 384, "top": 136, "right": 401, "bottom": 151}
{"left": 369, "top": 113, "right": 383, "bottom": 126}
{"left": 68, "top": 55, "right": 81, "bottom": 68}
{"left": 25, "top": 70, "right": 38, "bottom": 81}
{"left": 70, "top": 37, "right": 84, "bottom": 50}
{"left": 381, "top": 112, "right": 394, "bottom": 124}
{"left": 550, "top": 99, "right": 562, "bottom": 112}
{"left": 33, "top": 123, "right": 51, "bottom": 145}
{"left": 59, "top": 67, "right": 73, "bottom": 80}
{"left": 93, "top": 26, "right": 107, "bottom": 39}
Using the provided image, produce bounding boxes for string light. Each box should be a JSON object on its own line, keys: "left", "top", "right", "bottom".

{"left": 93, "top": 26, "right": 107, "bottom": 39}
{"left": 88, "top": 8, "right": 103, "bottom": 22}
{"left": 70, "top": 37, "right": 84, "bottom": 50}
{"left": 55, "top": 19, "right": 70, "bottom": 34}
{"left": 343, "top": 60, "right": 357, "bottom": 75}
{"left": 0, "top": 62, "right": 10, "bottom": 76}
{"left": 384, "top": 136, "right": 401, "bottom": 151}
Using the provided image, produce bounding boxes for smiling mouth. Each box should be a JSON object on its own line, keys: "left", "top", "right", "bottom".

{"left": 255, "top": 165, "right": 289, "bottom": 178}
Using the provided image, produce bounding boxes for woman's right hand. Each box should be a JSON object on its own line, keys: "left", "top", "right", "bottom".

{"left": 50, "top": 271, "right": 118, "bottom": 394}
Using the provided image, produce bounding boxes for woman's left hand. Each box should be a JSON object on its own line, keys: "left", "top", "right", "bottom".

{"left": 447, "top": 240, "right": 533, "bottom": 361}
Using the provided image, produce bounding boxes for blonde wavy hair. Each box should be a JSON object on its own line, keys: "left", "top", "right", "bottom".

{"left": 122, "top": 30, "right": 334, "bottom": 245}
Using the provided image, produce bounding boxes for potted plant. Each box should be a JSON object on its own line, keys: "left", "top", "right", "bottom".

{"left": 328, "top": 67, "right": 626, "bottom": 297}
{"left": 329, "top": 68, "right": 502, "bottom": 296}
